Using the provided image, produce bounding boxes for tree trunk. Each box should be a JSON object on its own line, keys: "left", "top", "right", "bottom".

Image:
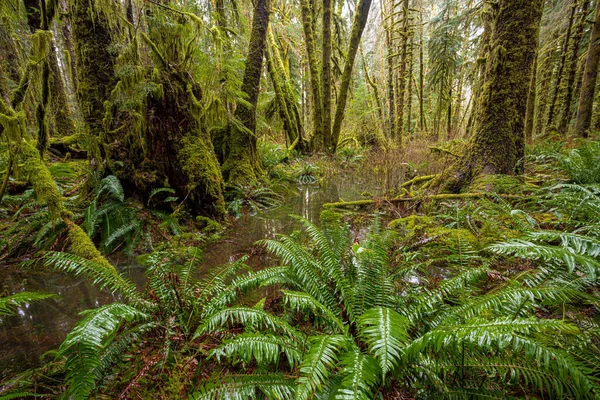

{"left": 441, "top": 0, "right": 543, "bottom": 193}
{"left": 222, "top": 0, "right": 270, "bottom": 182}
{"left": 559, "top": 0, "right": 591, "bottom": 135}
{"left": 321, "top": 0, "right": 334, "bottom": 152}
{"left": 525, "top": 56, "right": 538, "bottom": 142}
{"left": 546, "top": 1, "right": 577, "bottom": 132}
{"left": 384, "top": 0, "right": 396, "bottom": 140}
{"left": 300, "top": 0, "right": 324, "bottom": 151}
{"left": 330, "top": 0, "right": 373, "bottom": 150}
{"left": 395, "top": 0, "right": 410, "bottom": 148}
{"left": 71, "top": 0, "right": 116, "bottom": 156}
{"left": 575, "top": 0, "right": 600, "bottom": 137}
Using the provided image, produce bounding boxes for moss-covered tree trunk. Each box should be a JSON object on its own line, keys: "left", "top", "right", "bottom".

{"left": 441, "top": 0, "right": 543, "bottom": 193}
{"left": 71, "top": 0, "right": 116, "bottom": 156}
{"left": 330, "top": 0, "right": 373, "bottom": 150}
{"left": 320, "top": 0, "right": 334, "bottom": 152}
{"left": 221, "top": 0, "right": 270, "bottom": 183}
{"left": 575, "top": 0, "right": 600, "bottom": 138}
{"left": 546, "top": 1, "right": 576, "bottom": 132}
{"left": 559, "top": 0, "right": 591, "bottom": 135}
{"left": 24, "top": 0, "right": 76, "bottom": 139}
{"left": 525, "top": 56, "right": 538, "bottom": 142}
{"left": 395, "top": 0, "right": 410, "bottom": 147}
{"left": 384, "top": 0, "right": 396, "bottom": 140}
{"left": 300, "top": 0, "right": 323, "bottom": 151}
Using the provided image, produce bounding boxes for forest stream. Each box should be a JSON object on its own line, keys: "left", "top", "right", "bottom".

{"left": 0, "top": 173, "right": 383, "bottom": 380}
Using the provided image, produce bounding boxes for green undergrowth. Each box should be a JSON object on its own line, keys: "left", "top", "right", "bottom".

{"left": 2, "top": 140, "right": 600, "bottom": 399}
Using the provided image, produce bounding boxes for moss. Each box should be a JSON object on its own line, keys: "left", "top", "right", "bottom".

{"left": 469, "top": 174, "right": 524, "bottom": 195}
{"left": 179, "top": 135, "right": 226, "bottom": 217}
{"left": 195, "top": 216, "right": 221, "bottom": 233}
{"left": 440, "top": 0, "right": 543, "bottom": 192}
{"left": 66, "top": 221, "right": 114, "bottom": 270}
{"left": 388, "top": 214, "right": 434, "bottom": 230}
{"left": 20, "top": 140, "right": 69, "bottom": 219}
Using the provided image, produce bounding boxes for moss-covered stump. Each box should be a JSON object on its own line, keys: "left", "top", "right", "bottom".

{"left": 106, "top": 68, "right": 226, "bottom": 218}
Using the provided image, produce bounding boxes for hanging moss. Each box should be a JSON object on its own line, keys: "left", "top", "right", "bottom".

{"left": 71, "top": 0, "right": 116, "bottom": 148}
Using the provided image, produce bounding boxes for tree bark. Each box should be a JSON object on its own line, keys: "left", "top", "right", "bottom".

{"left": 222, "top": 0, "right": 270, "bottom": 182}
{"left": 441, "top": 0, "right": 543, "bottom": 193}
{"left": 300, "top": 0, "right": 323, "bottom": 151}
{"left": 330, "top": 0, "right": 373, "bottom": 150}
{"left": 525, "top": 56, "right": 538, "bottom": 142}
{"left": 559, "top": 0, "right": 591, "bottom": 135}
{"left": 575, "top": 0, "right": 600, "bottom": 138}
{"left": 546, "top": 1, "right": 577, "bottom": 131}
{"left": 71, "top": 0, "right": 116, "bottom": 153}
{"left": 321, "top": 0, "right": 334, "bottom": 152}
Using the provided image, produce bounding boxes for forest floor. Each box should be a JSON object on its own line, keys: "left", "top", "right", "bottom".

{"left": 1, "top": 136, "right": 600, "bottom": 398}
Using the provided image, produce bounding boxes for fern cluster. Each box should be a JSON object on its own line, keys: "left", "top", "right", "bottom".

{"left": 194, "top": 212, "right": 600, "bottom": 399}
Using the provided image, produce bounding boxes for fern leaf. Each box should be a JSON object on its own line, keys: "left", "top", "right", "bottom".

{"left": 193, "top": 374, "right": 295, "bottom": 400}
{"left": 196, "top": 307, "right": 302, "bottom": 340}
{"left": 211, "top": 333, "right": 303, "bottom": 368}
{"left": 295, "top": 335, "right": 348, "bottom": 400}
{"left": 334, "top": 348, "right": 381, "bottom": 400}
{"left": 357, "top": 307, "right": 410, "bottom": 378}
{"left": 42, "top": 252, "right": 144, "bottom": 304}
{"left": 0, "top": 292, "right": 58, "bottom": 316}
{"left": 282, "top": 290, "right": 347, "bottom": 334}
{"left": 57, "top": 303, "right": 147, "bottom": 398}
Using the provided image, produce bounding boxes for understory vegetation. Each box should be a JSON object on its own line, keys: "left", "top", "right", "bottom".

{"left": 3, "top": 0, "right": 600, "bottom": 397}
{"left": 2, "top": 138, "right": 600, "bottom": 399}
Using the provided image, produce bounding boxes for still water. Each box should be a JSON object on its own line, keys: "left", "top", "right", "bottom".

{"left": 0, "top": 175, "right": 385, "bottom": 380}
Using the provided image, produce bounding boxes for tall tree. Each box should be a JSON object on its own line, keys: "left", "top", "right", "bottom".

{"left": 300, "top": 0, "right": 323, "bottom": 150}
{"left": 559, "top": 0, "right": 591, "bottom": 135}
{"left": 330, "top": 0, "right": 374, "bottom": 149}
{"left": 441, "top": 0, "right": 543, "bottom": 192}
{"left": 321, "top": 0, "right": 334, "bottom": 151}
{"left": 575, "top": 0, "right": 600, "bottom": 137}
{"left": 71, "top": 0, "right": 116, "bottom": 160}
{"left": 546, "top": 0, "right": 577, "bottom": 132}
{"left": 221, "top": 0, "right": 271, "bottom": 182}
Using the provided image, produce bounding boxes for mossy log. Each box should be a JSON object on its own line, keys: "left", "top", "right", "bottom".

{"left": 400, "top": 174, "right": 438, "bottom": 188}
{"left": 20, "top": 140, "right": 117, "bottom": 272}
{"left": 324, "top": 193, "right": 525, "bottom": 210}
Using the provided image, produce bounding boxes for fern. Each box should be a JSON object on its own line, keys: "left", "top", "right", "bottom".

{"left": 295, "top": 335, "right": 348, "bottom": 400}
{"left": 41, "top": 252, "right": 143, "bottom": 304}
{"left": 57, "top": 303, "right": 148, "bottom": 398}
{"left": 357, "top": 307, "right": 410, "bottom": 378}
{"left": 334, "top": 348, "right": 381, "bottom": 400}
{"left": 0, "top": 292, "right": 58, "bottom": 316}
{"left": 211, "top": 333, "right": 303, "bottom": 368}
{"left": 193, "top": 374, "right": 295, "bottom": 400}
{"left": 197, "top": 306, "right": 302, "bottom": 340}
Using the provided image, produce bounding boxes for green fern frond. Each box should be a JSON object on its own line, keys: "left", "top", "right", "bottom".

{"left": 96, "top": 175, "right": 124, "bottom": 202}
{"left": 193, "top": 374, "right": 295, "bottom": 400}
{"left": 334, "top": 348, "right": 381, "bottom": 400}
{"left": 57, "top": 303, "right": 148, "bottom": 398}
{"left": 358, "top": 307, "right": 410, "bottom": 378}
{"left": 295, "top": 335, "right": 348, "bottom": 400}
{"left": 42, "top": 252, "right": 143, "bottom": 304}
{"left": 211, "top": 333, "right": 303, "bottom": 368}
{"left": 282, "top": 290, "right": 347, "bottom": 334}
{"left": 0, "top": 292, "right": 58, "bottom": 316}
{"left": 196, "top": 307, "right": 302, "bottom": 340}
{"left": 487, "top": 240, "right": 600, "bottom": 277}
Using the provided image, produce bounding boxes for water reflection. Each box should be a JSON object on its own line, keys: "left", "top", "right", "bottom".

{"left": 0, "top": 175, "right": 382, "bottom": 379}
